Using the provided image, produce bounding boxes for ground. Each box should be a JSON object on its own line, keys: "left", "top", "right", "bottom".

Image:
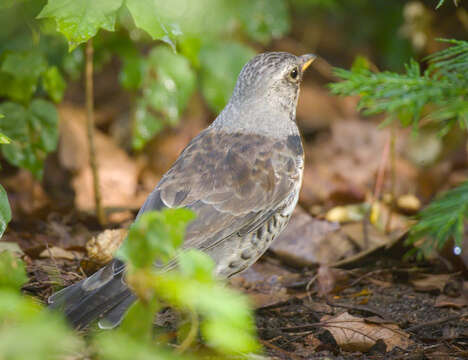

{"left": 3, "top": 207, "right": 467, "bottom": 359}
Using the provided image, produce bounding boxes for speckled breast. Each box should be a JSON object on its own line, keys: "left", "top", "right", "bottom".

{"left": 215, "top": 188, "right": 300, "bottom": 278}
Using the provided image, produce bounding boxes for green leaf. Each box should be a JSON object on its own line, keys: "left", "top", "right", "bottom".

{"left": 236, "top": 0, "right": 290, "bottom": 44}
{"left": 202, "top": 318, "right": 260, "bottom": 354}
{"left": 0, "top": 291, "right": 41, "bottom": 320}
{"left": 0, "top": 290, "right": 82, "bottom": 360}
{"left": 29, "top": 99, "right": 59, "bottom": 152}
{"left": 199, "top": 41, "right": 256, "bottom": 113}
{"left": 117, "top": 299, "right": 160, "bottom": 341}
{"left": 119, "top": 51, "right": 145, "bottom": 91}
{"left": 0, "top": 133, "right": 10, "bottom": 144}
{"left": 132, "top": 102, "right": 164, "bottom": 150}
{"left": 177, "top": 250, "right": 214, "bottom": 283}
{"left": 42, "top": 66, "right": 66, "bottom": 103}
{"left": 118, "top": 209, "right": 195, "bottom": 269}
{"left": 0, "top": 254, "right": 82, "bottom": 360}
{"left": 125, "top": 0, "right": 181, "bottom": 49}
{"left": 133, "top": 46, "right": 196, "bottom": 150}
{"left": 0, "top": 251, "right": 27, "bottom": 290}
{"left": 407, "top": 181, "right": 468, "bottom": 258}
{"left": 0, "top": 51, "right": 48, "bottom": 102}
{"left": 94, "top": 331, "right": 184, "bottom": 360}
{"left": 155, "top": 265, "right": 260, "bottom": 354}
{"left": 0, "top": 185, "right": 11, "bottom": 239}
{"left": 0, "top": 100, "right": 59, "bottom": 179}
{"left": 37, "top": 0, "right": 124, "bottom": 50}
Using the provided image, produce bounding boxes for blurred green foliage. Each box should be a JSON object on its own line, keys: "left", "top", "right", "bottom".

{"left": 132, "top": 47, "right": 196, "bottom": 150}
{"left": 0, "top": 250, "right": 83, "bottom": 360}
{"left": 0, "top": 185, "right": 11, "bottom": 240}
{"left": 118, "top": 208, "right": 195, "bottom": 268}
{"left": 0, "top": 99, "right": 58, "bottom": 179}
{"left": 0, "top": 209, "right": 260, "bottom": 358}
{"left": 116, "top": 209, "right": 260, "bottom": 356}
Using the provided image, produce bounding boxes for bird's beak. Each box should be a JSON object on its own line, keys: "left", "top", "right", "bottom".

{"left": 300, "top": 54, "right": 317, "bottom": 72}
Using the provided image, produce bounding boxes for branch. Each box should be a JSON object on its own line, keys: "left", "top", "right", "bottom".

{"left": 85, "top": 39, "right": 106, "bottom": 226}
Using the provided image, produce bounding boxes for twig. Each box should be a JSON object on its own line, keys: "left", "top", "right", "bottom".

{"left": 259, "top": 339, "right": 302, "bottom": 360}
{"left": 85, "top": 39, "right": 106, "bottom": 226}
{"left": 348, "top": 269, "right": 386, "bottom": 287}
{"left": 327, "top": 301, "right": 390, "bottom": 321}
{"left": 176, "top": 310, "right": 199, "bottom": 354}
{"left": 385, "top": 128, "right": 397, "bottom": 233}
{"left": 372, "top": 133, "right": 391, "bottom": 203}
{"left": 406, "top": 312, "right": 468, "bottom": 332}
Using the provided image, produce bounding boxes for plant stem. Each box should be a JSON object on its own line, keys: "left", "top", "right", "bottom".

{"left": 86, "top": 39, "right": 106, "bottom": 226}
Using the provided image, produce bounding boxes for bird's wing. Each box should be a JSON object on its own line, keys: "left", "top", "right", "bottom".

{"left": 138, "top": 127, "right": 304, "bottom": 251}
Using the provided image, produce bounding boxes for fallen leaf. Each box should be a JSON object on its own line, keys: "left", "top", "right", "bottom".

{"left": 410, "top": 273, "right": 452, "bottom": 292}
{"left": 58, "top": 104, "right": 140, "bottom": 211}
{"left": 315, "top": 265, "right": 349, "bottom": 296}
{"left": 300, "top": 120, "right": 419, "bottom": 207}
{"left": 435, "top": 294, "right": 468, "bottom": 309}
{"left": 86, "top": 228, "right": 128, "bottom": 265}
{"left": 321, "top": 312, "right": 412, "bottom": 352}
{"left": 396, "top": 194, "right": 421, "bottom": 213}
{"left": 325, "top": 204, "right": 368, "bottom": 223}
{"left": 1, "top": 170, "right": 50, "bottom": 215}
{"left": 230, "top": 261, "right": 299, "bottom": 308}
{"left": 270, "top": 207, "right": 345, "bottom": 266}
{"left": 39, "top": 246, "right": 78, "bottom": 261}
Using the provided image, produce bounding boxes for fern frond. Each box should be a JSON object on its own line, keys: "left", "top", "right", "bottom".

{"left": 406, "top": 181, "right": 468, "bottom": 257}
{"left": 330, "top": 39, "right": 468, "bottom": 131}
{"left": 427, "top": 39, "right": 468, "bottom": 74}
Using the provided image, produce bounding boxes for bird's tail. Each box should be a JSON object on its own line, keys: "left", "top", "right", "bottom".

{"left": 48, "top": 259, "right": 136, "bottom": 329}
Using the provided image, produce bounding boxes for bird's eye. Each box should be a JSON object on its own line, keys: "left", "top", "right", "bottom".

{"left": 289, "top": 68, "right": 299, "bottom": 80}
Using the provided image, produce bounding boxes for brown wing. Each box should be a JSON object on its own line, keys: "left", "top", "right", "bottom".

{"left": 137, "top": 127, "right": 303, "bottom": 251}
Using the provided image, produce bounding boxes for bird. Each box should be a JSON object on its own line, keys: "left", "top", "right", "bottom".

{"left": 49, "top": 51, "right": 316, "bottom": 329}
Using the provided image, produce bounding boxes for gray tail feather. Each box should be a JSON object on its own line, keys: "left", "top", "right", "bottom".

{"left": 48, "top": 259, "right": 136, "bottom": 329}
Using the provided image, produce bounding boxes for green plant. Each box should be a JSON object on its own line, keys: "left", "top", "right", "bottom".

{"left": 330, "top": 34, "right": 468, "bottom": 256}
{"left": 0, "top": 0, "right": 292, "bottom": 234}
{"left": 110, "top": 209, "right": 260, "bottom": 357}
{"left": 330, "top": 40, "right": 468, "bottom": 133}
{"left": 406, "top": 181, "right": 468, "bottom": 258}
{"left": 0, "top": 209, "right": 261, "bottom": 359}
{"left": 0, "top": 251, "right": 83, "bottom": 359}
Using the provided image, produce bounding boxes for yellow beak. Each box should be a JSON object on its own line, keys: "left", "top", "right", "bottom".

{"left": 300, "top": 54, "right": 317, "bottom": 72}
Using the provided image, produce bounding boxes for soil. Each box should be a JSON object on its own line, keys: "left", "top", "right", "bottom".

{"left": 7, "top": 208, "right": 467, "bottom": 359}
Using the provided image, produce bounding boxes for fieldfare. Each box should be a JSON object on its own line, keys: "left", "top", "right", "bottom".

{"left": 49, "top": 52, "right": 316, "bottom": 329}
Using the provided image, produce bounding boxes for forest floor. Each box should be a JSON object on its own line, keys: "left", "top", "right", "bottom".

{"left": 3, "top": 198, "right": 467, "bottom": 359}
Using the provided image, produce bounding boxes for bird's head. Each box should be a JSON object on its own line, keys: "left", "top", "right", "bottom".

{"left": 230, "top": 52, "right": 316, "bottom": 118}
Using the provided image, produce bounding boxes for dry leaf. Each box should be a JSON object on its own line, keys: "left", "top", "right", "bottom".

{"left": 410, "top": 273, "right": 452, "bottom": 292}
{"left": 316, "top": 265, "right": 348, "bottom": 296}
{"left": 270, "top": 207, "right": 345, "bottom": 266}
{"left": 39, "top": 246, "right": 78, "bottom": 261}
{"left": 435, "top": 294, "right": 468, "bottom": 309}
{"left": 321, "top": 312, "right": 412, "bottom": 352}
{"left": 86, "top": 228, "right": 128, "bottom": 265}
{"left": 230, "top": 261, "right": 299, "bottom": 308}
{"left": 58, "top": 105, "right": 140, "bottom": 211}
{"left": 396, "top": 194, "right": 421, "bottom": 213}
